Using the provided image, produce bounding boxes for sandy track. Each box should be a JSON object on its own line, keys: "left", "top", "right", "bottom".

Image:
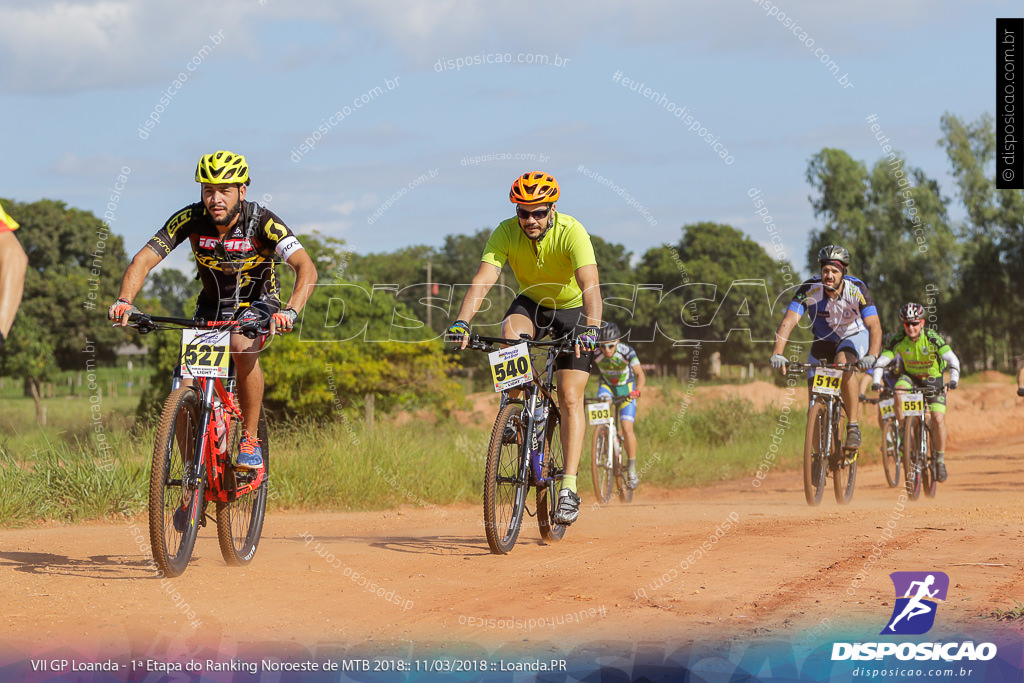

{"left": 1, "top": 381, "right": 1022, "bottom": 665}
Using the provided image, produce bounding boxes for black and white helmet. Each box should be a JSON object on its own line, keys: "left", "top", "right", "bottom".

{"left": 899, "top": 302, "right": 925, "bottom": 323}
{"left": 817, "top": 244, "right": 850, "bottom": 269}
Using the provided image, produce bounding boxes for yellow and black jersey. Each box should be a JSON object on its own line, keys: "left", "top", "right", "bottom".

{"left": 146, "top": 201, "right": 303, "bottom": 306}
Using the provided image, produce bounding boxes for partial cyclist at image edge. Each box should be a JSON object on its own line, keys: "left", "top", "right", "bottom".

{"left": 590, "top": 322, "right": 646, "bottom": 490}
{"left": 871, "top": 302, "right": 961, "bottom": 483}
{"left": 770, "top": 245, "right": 882, "bottom": 450}
{"left": 109, "top": 150, "right": 318, "bottom": 471}
{"left": 447, "top": 171, "right": 602, "bottom": 526}
{"left": 0, "top": 200, "right": 28, "bottom": 347}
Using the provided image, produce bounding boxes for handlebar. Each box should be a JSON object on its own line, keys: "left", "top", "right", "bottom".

{"left": 786, "top": 362, "right": 858, "bottom": 373}
{"left": 585, "top": 394, "right": 634, "bottom": 406}
{"left": 454, "top": 332, "right": 576, "bottom": 354}
{"left": 125, "top": 312, "right": 271, "bottom": 340}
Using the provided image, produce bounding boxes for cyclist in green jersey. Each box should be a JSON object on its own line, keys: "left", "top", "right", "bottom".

{"left": 447, "top": 172, "right": 603, "bottom": 526}
{"left": 871, "top": 302, "right": 961, "bottom": 482}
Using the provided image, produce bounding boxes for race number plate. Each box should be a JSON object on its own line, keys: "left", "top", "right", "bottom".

{"left": 587, "top": 402, "right": 613, "bottom": 426}
{"left": 180, "top": 329, "right": 231, "bottom": 379}
{"left": 488, "top": 343, "right": 532, "bottom": 392}
{"left": 811, "top": 367, "right": 843, "bottom": 396}
{"left": 879, "top": 397, "right": 896, "bottom": 420}
{"left": 901, "top": 392, "right": 925, "bottom": 417}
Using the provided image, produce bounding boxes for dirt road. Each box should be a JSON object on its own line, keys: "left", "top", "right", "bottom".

{"left": 1, "top": 380, "right": 1022, "bottom": 676}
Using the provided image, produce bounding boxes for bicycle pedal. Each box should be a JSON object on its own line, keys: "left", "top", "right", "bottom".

{"left": 843, "top": 449, "right": 858, "bottom": 466}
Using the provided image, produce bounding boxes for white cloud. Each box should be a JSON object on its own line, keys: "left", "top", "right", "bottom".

{"left": 0, "top": 0, "right": 954, "bottom": 93}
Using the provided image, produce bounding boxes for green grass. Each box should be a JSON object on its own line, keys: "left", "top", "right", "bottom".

{"left": 0, "top": 376, "right": 856, "bottom": 525}
{"left": 990, "top": 600, "right": 1024, "bottom": 622}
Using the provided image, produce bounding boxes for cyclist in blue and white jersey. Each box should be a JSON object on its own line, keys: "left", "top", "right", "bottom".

{"left": 769, "top": 245, "right": 882, "bottom": 449}
{"left": 589, "top": 322, "right": 646, "bottom": 489}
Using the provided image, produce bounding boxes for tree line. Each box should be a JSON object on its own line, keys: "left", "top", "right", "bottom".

{"left": 1, "top": 111, "right": 1019, "bottom": 422}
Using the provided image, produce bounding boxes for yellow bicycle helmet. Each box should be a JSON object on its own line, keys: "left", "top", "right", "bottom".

{"left": 509, "top": 172, "right": 559, "bottom": 204}
{"left": 195, "top": 150, "right": 250, "bottom": 186}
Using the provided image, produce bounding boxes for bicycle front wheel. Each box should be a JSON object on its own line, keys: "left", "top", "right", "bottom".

{"left": 921, "top": 424, "right": 937, "bottom": 498}
{"left": 882, "top": 418, "right": 901, "bottom": 487}
{"left": 802, "top": 402, "right": 829, "bottom": 506}
{"left": 483, "top": 403, "right": 528, "bottom": 554}
{"left": 537, "top": 410, "right": 567, "bottom": 543}
{"left": 149, "top": 386, "right": 205, "bottom": 578}
{"left": 833, "top": 448, "right": 857, "bottom": 505}
{"left": 216, "top": 405, "right": 270, "bottom": 566}
{"left": 590, "top": 425, "right": 613, "bottom": 504}
{"left": 902, "top": 417, "right": 922, "bottom": 500}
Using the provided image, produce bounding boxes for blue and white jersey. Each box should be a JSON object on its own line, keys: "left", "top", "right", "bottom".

{"left": 787, "top": 275, "right": 878, "bottom": 342}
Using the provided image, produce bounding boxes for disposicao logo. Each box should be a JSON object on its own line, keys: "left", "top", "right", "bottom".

{"left": 831, "top": 571, "right": 998, "bottom": 663}
{"left": 882, "top": 571, "right": 948, "bottom": 635}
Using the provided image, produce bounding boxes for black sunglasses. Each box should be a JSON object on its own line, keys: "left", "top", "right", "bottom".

{"left": 516, "top": 206, "right": 550, "bottom": 221}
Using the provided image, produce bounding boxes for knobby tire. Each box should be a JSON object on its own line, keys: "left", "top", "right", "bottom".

{"left": 615, "top": 435, "right": 633, "bottom": 503}
{"left": 803, "top": 402, "right": 829, "bottom": 506}
{"left": 216, "top": 405, "right": 270, "bottom": 566}
{"left": 149, "top": 386, "right": 204, "bottom": 578}
{"left": 882, "top": 418, "right": 901, "bottom": 488}
{"left": 902, "top": 417, "right": 922, "bottom": 500}
{"left": 590, "top": 425, "right": 613, "bottom": 504}
{"left": 921, "top": 424, "right": 937, "bottom": 498}
{"left": 536, "top": 410, "right": 567, "bottom": 543}
{"left": 483, "top": 403, "right": 528, "bottom": 554}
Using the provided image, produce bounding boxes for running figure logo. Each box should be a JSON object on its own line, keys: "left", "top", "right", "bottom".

{"left": 881, "top": 571, "right": 949, "bottom": 635}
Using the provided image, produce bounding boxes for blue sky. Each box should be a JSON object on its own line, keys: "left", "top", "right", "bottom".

{"left": 0, "top": 0, "right": 1007, "bottom": 277}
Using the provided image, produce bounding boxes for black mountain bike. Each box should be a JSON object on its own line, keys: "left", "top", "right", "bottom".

{"left": 464, "top": 334, "right": 574, "bottom": 555}
{"left": 789, "top": 362, "right": 858, "bottom": 506}
{"left": 900, "top": 385, "right": 950, "bottom": 500}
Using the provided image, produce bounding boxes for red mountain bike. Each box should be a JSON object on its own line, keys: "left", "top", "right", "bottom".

{"left": 129, "top": 312, "right": 270, "bottom": 577}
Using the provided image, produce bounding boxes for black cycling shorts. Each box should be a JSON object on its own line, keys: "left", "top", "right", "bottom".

{"left": 504, "top": 294, "right": 590, "bottom": 372}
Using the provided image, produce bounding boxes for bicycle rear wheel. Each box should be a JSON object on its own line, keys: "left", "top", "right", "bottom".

{"left": 615, "top": 436, "right": 633, "bottom": 503}
{"left": 483, "top": 403, "right": 528, "bottom": 554}
{"left": 902, "top": 417, "right": 922, "bottom": 500}
{"left": 802, "top": 402, "right": 829, "bottom": 506}
{"left": 921, "top": 424, "right": 937, "bottom": 498}
{"left": 882, "top": 418, "right": 901, "bottom": 488}
{"left": 537, "top": 409, "right": 567, "bottom": 543}
{"left": 590, "top": 425, "right": 613, "bottom": 504}
{"left": 149, "top": 386, "right": 205, "bottom": 578}
{"left": 216, "top": 405, "right": 270, "bottom": 566}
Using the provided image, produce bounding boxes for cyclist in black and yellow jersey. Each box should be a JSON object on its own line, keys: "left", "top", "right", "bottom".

{"left": 448, "top": 172, "right": 603, "bottom": 526}
{"left": 110, "top": 151, "right": 319, "bottom": 471}
{"left": 871, "top": 303, "right": 961, "bottom": 482}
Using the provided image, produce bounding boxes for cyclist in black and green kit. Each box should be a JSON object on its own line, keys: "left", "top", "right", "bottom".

{"left": 871, "top": 302, "right": 961, "bottom": 482}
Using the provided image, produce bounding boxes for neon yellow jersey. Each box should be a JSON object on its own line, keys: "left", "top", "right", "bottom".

{"left": 0, "top": 201, "right": 19, "bottom": 233}
{"left": 481, "top": 211, "right": 597, "bottom": 308}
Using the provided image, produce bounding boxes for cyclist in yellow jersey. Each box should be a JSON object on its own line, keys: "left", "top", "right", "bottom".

{"left": 0, "top": 201, "right": 27, "bottom": 347}
{"left": 448, "top": 172, "right": 603, "bottom": 525}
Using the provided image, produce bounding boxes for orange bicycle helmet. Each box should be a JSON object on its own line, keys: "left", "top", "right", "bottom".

{"left": 509, "top": 172, "right": 559, "bottom": 204}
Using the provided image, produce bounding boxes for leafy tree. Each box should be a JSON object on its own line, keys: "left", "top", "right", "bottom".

{"left": 633, "top": 223, "right": 795, "bottom": 370}
{"left": 805, "top": 148, "right": 957, "bottom": 334}
{"left": 145, "top": 268, "right": 198, "bottom": 318}
{"left": 938, "top": 112, "right": 1024, "bottom": 369}
{"left": 0, "top": 199, "right": 129, "bottom": 421}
